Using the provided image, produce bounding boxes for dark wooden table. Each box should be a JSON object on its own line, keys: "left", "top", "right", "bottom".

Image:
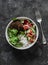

{"left": 0, "top": 0, "right": 48, "bottom": 65}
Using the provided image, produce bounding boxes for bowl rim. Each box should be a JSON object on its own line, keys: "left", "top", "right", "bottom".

{"left": 5, "top": 17, "right": 39, "bottom": 50}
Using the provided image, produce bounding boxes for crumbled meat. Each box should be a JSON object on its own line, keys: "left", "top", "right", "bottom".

{"left": 9, "top": 20, "right": 24, "bottom": 31}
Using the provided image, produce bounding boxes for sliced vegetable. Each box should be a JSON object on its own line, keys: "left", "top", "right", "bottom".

{"left": 31, "top": 28, "right": 35, "bottom": 33}
{"left": 27, "top": 33, "right": 32, "bottom": 37}
{"left": 24, "top": 20, "right": 29, "bottom": 24}
{"left": 7, "top": 18, "right": 36, "bottom": 48}
{"left": 23, "top": 25, "right": 29, "bottom": 30}
{"left": 29, "top": 38, "right": 34, "bottom": 43}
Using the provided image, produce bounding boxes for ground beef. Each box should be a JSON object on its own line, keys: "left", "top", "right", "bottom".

{"left": 9, "top": 20, "right": 24, "bottom": 31}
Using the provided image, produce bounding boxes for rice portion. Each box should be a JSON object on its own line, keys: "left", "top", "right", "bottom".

{"left": 18, "top": 35, "right": 28, "bottom": 47}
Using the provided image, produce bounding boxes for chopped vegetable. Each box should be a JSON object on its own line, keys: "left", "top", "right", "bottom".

{"left": 24, "top": 20, "right": 29, "bottom": 24}
{"left": 23, "top": 25, "right": 29, "bottom": 30}
{"left": 8, "top": 18, "right": 37, "bottom": 48}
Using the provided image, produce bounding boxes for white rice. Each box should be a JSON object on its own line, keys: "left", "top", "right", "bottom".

{"left": 18, "top": 35, "right": 29, "bottom": 47}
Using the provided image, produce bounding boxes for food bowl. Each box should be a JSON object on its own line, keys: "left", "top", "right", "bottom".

{"left": 5, "top": 17, "right": 39, "bottom": 50}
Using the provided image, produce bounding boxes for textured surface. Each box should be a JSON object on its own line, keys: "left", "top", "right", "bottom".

{"left": 0, "top": 0, "right": 48, "bottom": 65}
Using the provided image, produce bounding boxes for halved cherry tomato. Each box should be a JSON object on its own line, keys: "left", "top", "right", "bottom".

{"left": 29, "top": 23, "right": 33, "bottom": 27}
{"left": 29, "top": 39, "right": 34, "bottom": 43}
{"left": 24, "top": 20, "right": 33, "bottom": 27}
{"left": 24, "top": 20, "right": 29, "bottom": 24}
{"left": 30, "top": 30, "right": 33, "bottom": 33}
{"left": 23, "top": 25, "right": 29, "bottom": 30}
{"left": 27, "top": 33, "right": 32, "bottom": 37}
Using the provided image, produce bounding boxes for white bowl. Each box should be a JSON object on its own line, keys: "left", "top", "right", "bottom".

{"left": 5, "top": 17, "right": 39, "bottom": 50}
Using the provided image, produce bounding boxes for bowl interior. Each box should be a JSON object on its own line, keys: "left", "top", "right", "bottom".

{"left": 5, "top": 17, "right": 39, "bottom": 50}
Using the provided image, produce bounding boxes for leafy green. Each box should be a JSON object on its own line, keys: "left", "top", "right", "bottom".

{"left": 15, "top": 42, "right": 23, "bottom": 47}
{"left": 10, "top": 29, "right": 18, "bottom": 35}
{"left": 8, "top": 28, "right": 19, "bottom": 44}
{"left": 12, "top": 18, "right": 17, "bottom": 21}
{"left": 8, "top": 28, "right": 18, "bottom": 37}
{"left": 9, "top": 37, "right": 19, "bottom": 45}
{"left": 8, "top": 32, "right": 15, "bottom": 38}
{"left": 20, "top": 31, "right": 25, "bottom": 35}
{"left": 8, "top": 28, "right": 23, "bottom": 47}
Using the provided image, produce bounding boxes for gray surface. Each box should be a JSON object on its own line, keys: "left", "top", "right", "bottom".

{"left": 0, "top": 0, "right": 48, "bottom": 65}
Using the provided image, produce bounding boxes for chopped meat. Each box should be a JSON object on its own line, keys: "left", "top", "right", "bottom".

{"left": 9, "top": 20, "right": 24, "bottom": 31}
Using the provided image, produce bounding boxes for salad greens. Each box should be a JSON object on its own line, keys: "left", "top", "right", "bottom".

{"left": 7, "top": 18, "right": 36, "bottom": 48}
{"left": 8, "top": 28, "right": 23, "bottom": 47}
{"left": 12, "top": 18, "right": 17, "bottom": 21}
{"left": 15, "top": 42, "right": 23, "bottom": 47}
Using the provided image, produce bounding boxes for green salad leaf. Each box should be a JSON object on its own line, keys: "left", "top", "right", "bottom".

{"left": 12, "top": 18, "right": 17, "bottom": 21}
{"left": 10, "top": 29, "right": 18, "bottom": 35}
{"left": 9, "top": 37, "right": 19, "bottom": 45}
{"left": 20, "top": 31, "right": 25, "bottom": 35}
{"left": 15, "top": 42, "right": 23, "bottom": 47}
{"left": 8, "top": 28, "right": 18, "bottom": 37}
{"left": 8, "top": 28, "right": 23, "bottom": 47}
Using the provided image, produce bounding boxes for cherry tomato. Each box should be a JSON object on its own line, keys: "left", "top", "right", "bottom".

{"left": 23, "top": 25, "right": 29, "bottom": 30}
{"left": 30, "top": 39, "right": 34, "bottom": 43}
{"left": 27, "top": 33, "right": 32, "bottom": 37}
{"left": 30, "top": 30, "right": 33, "bottom": 33}
{"left": 29, "top": 23, "right": 33, "bottom": 27}
{"left": 24, "top": 20, "right": 29, "bottom": 24}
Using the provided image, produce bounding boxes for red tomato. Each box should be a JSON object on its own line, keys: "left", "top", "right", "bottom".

{"left": 30, "top": 39, "right": 34, "bottom": 43}
{"left": 27, "top": 33, "right": 32, "bottom": 37}
{"left": 30, "top": 30, "right": 33, "bottom": 33}
{"left": 27, "top": 22, "right": 33, "bottom": 27}
{"left": 23, "top": 25, "right": 29, "bottom": 30}
{"left": 29, "top": 23, "right": 33, "bottom": 27}
{"left": 24, "top": 20, "right": 29, "bottom": 24}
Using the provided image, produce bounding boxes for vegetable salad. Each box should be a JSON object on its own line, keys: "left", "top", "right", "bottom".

{"left": 8, "top": 18, "right": 36, "bottom": 48}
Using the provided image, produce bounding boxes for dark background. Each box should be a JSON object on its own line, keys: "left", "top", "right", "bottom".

{"left": 0, "top": 0, "right": 48, "bottom": 65}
